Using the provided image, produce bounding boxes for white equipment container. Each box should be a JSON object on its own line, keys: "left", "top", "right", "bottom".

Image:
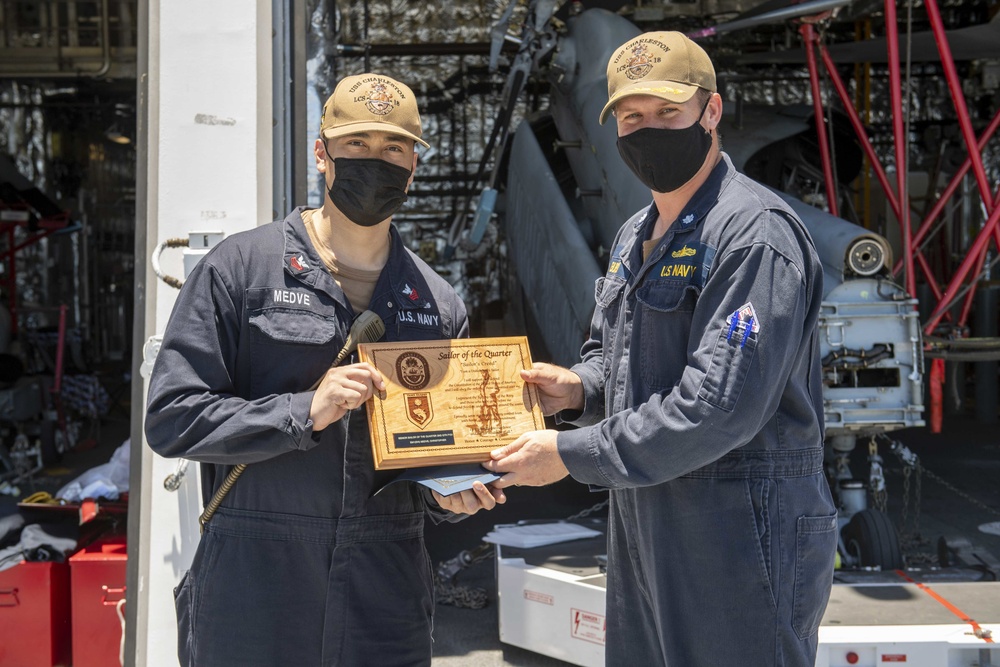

{"left": 495, "top": 528, "right": 1000, "bottom": 667}
{"left": 819, "top": 278, "right": 925, "bottom": 436}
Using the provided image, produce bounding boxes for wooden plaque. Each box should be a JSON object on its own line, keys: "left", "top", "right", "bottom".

{"left": 357, "top": 336, "right": 544, "bottom": 470}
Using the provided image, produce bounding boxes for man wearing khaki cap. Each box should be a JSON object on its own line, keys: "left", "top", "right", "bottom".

{"left": 146, "top": 73, "right": 504, "bottom": 666}
{"left": 488, "top": 32, "right": 836, "bottom": 665}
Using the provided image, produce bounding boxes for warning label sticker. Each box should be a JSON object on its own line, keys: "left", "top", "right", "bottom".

{"left": 570, "top": 608, "right": 606, "bottom": 646}
{"left": 524, "top": 589, "right": 554, "bottom": 605}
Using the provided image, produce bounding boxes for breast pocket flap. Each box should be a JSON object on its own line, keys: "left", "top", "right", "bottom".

{"left": 635, "top": 282, "right": 699, "bottom": 313}
{"left": 594, "top": 277, "right": 625, "bottom": 309}
{"left": 249, "top": 309, "right": 339, "bottom": 345}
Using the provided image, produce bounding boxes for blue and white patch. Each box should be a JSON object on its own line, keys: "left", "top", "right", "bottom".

{"left": 725, "top": 302, "right": 760, "bottom": 348}
{"left": 680, "top": 213, "right": 696, "bottom": 226}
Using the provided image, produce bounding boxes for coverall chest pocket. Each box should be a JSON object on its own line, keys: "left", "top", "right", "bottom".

{"left": 635, "top": 281, "right": 699, "bottom": 392}
{"left": 594, "top": 277, "right": 625, "bottom": 364}
{"left": 247, "top": 307, "right": 342, "bottom": 396}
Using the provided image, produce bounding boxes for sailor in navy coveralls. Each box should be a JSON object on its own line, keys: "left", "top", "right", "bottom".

{"left": 146, "top": 73, "right": 504, "bottom": 667}
{"left": 487, "top": 32, "right": 837, "bottom": 666}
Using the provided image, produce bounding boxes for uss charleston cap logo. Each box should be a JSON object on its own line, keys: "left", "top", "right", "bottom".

{"left": 320, "top": 73, "right": 429, "bottom": 148}
{"left": 364, "top": 81, "right": 394, "bottom": 116}
{"left": 625, "top": 44, "right": 658, "bottom": 80}
{"left": 599, "top": 31, "right": 717, "bottom": 124}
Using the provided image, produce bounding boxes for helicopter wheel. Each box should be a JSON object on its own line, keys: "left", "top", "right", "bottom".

{"left": 842, "top": 508, "right": 904, "bottom": 570}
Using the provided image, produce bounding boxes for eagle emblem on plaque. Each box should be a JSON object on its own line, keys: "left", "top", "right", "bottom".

{"left": 404, "top": 392, "right": 433, "bottom": 429}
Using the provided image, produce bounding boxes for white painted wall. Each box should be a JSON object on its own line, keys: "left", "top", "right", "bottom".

{"left": 133, "top": 2, "right": 272, "bottom": 664}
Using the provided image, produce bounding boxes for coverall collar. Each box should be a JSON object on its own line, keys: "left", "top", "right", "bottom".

{"left": 280, "top": 207, "right": 433, "bottom": 314}
{"left": 626, "top": 152, "right": 737, "bottom": 274}
{"left": 281, "top": 206, "right": 352, "bottom": 310}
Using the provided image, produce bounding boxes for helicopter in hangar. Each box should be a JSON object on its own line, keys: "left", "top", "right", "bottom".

{"left": 444, "top": 0, "right": 992, "bottom": 569}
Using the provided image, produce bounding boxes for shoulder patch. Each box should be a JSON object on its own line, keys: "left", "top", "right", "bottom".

{"left": 725, "top": 302, "right": 760, "bottom": 347}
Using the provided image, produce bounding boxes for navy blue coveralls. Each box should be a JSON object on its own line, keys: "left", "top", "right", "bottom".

{"left": 557, "top": 155, "right": 838, "bottom": 666}
{"left": 145, "top": 208, "right": 468, "bottom": 667}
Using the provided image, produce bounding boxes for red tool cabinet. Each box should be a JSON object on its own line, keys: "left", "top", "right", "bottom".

{"left": 0, "top": 560, "right": 72, "bottom": 667}
{"left": 69, "top": 538, "right": 127, "bottom": 667}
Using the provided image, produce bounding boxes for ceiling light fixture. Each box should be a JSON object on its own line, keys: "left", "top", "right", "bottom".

{"left": 105, "top": 122, "right": 131, "bottom": 145}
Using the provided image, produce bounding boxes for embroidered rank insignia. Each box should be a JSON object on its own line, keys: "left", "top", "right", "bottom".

{"left": 400, "top": 283, "right": 435, "bottom": 309}
{"left": 402, "top": 283, "right": 421, "bottom": 301}
{"left": 289, "top": 254, "right": 309, "bottom": 271}
{"left": 671, "top": 245, "right": 697, "bottom": 259}
{"left": 725, "top": 302, "right": 760, "bottom": 348}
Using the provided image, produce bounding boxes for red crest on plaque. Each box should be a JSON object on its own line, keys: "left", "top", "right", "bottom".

{"left": 404, "top": 392, "right": 433, "bottom": 429}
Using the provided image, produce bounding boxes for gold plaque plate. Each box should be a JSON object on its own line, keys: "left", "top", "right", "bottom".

{"left": 357, "top": 336, "right": 544, "bottom": 470}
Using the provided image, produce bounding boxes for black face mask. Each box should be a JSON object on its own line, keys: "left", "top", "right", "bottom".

{"left": 616, "top": 98, "right": 713, "bottom": 193}
{"left": 326, "top": 156, "right": 411, "bottom": 227}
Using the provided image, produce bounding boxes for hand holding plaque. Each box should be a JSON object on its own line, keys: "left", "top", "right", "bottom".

{"left": 357, "top": 336, "right": 545, "bottom": 469}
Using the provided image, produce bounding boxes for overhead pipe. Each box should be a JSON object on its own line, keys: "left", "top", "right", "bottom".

{"left": 2, "top": 0, "right": 112, "bottom": 79}
{"left": 336, "top": 42, "right": 511, "bottom": 57}
{"left": 686, "top": 0, "right": 852, "bottom": 38}
{"left": 800, "top": 24, "right": 839, "bottom": 217}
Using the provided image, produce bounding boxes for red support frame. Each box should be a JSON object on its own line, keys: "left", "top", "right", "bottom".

{"left": 801, "top": 1, "right": 1000, "bottom": 337}
{"left": 2, "top": 222, "right": 59, "bottom": 337}
{"left": 0, "top": 208, "right": 70, "bottom": 337}
{"left": 883, "top": 0, "right": 916, "bottom": 300}
{"left": 924, "top": 0, "right": 995, "bottom": 211}
{"left": 925, "top": 202, "right": 1000, "bottom": 333}
{"left": 897, "top": 108, "right": 1000, "bottom": 272}
{"left": 800, "top": 23, "right": 840, "bottom": 217}
{"left": 817, "top": 41, "right": 902, "bottom": 221}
